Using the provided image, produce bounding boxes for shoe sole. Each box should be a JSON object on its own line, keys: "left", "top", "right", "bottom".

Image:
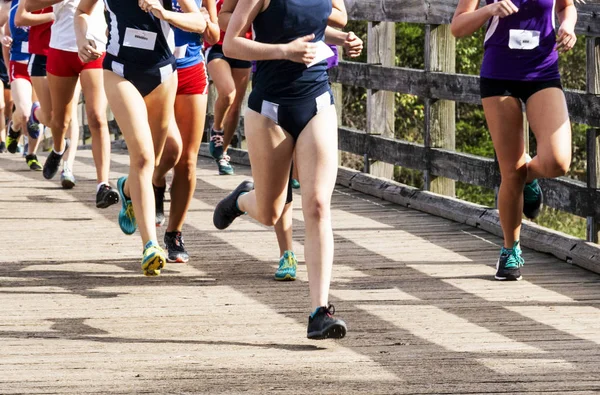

{"left": 494, "top": 275, "right": 522, "bottom": 281}
{"left": 274, "top": 274, "right": 296, "bottom": 281}
{"left": 167, "top": 256, "right": 189, "bottom": 264}
{"left": 308, "top": 324, "right": 347, "bottom": 340}
{"left": 155, "top": 217, "right": 165, "bottom": 227}
{"left": 142, "top": 254, "right": 166, "bottom": 276}
{"left": 97, "top": 190, "right": 119, "bottom": 209}
{"left": 219, "top": 171, "right": 235, "bottom": 175}
{"left": 61, "top": 179, "right": 75, "bottom": 189}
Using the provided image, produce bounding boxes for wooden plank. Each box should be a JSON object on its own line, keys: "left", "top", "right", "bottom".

{"left": 586, "top": 37, "right": 600, "bottom": 243}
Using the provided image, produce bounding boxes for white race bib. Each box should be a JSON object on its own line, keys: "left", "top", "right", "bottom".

{"left": 21, "top": 41, "right": 29, "bottom": 54}
{"left": 123, "top": 28, "right": 157, "bottom": 51}
{"left": 306, "top": 40, "right": 335, "bottom": 68}
{"left": 174, "top": 44, "right": 188, "bottom": 59}
{"left": 508, "top": 29, "right": 540, "bottom": 50}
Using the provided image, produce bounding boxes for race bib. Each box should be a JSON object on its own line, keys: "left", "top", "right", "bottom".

{"left": 174, "top": 44, "right": 188, "bottom": 59}
{"left": 306, "top": 40, "right": 335, "bottom": 68}
{"left": 508, "top": 29, "right": 540, "bottom": 50}
{"left": 123, "top": 28, "right": 157, "bottom": 51}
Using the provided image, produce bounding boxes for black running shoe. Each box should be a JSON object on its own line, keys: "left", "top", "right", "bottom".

{"left": 164, "top": 231, "right": 189, "bottom": 263}
{"left": 96, "top": 184, "right": 120, "bottom": 209}
{"left": 213, "top": 180, "right": 254, "bottom": 230}
{"left": 154, "top": 184, "right": 166, "bottom": 227}
{"left": 43, "top": 139, "right": 69, "bottom": 180}
{"left": 523, "top": 179, "right": 543, "bottom": 220}
{"left": 0, "top": 141, "right": 6, "bottom": 153}
{"left": 307, "top": 305, "right": 347, "bottom": 340}
{"left": 25, "top": 154, "right": 42, "bottom": 171}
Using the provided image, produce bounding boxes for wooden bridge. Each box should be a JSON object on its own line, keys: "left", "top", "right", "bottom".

{"left": 2, "top": 0, "right": 600, "bottom": 393}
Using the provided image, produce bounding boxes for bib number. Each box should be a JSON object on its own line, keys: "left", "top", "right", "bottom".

{"left": 123, "top": 28, "right": 157, "bottom": 51}
{"left": 509, "top": 29, "right": 540, "bottom": 50}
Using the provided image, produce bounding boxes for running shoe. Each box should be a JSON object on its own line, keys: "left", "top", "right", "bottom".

{"left": 153, "top": 183, "right": 166, "bottom": 227}
{"left": 117, "top": 176, "right": 137, "bottom": 235}
{"left": 6, "top": 123, "right": 20, "bottom": 154}
{"left": 60, "top": 164, "right": 76, "bottom": 189}
{"left": 217, "top": 154, "right": 234, "bottom": 175}
{"left": 0, "top": 141, "right": 6, "bottom": 153}
{"left": 27, "top": 102, "right": 41, "bottom": 139}
{"left": 275, "top": 251, "right": 297, "bottom": 281}
{"left": 307, "top": 304, "right": 347, "bottom": 340}
{"left": 164, "top": 231, "right": 189, "bottom": 263}
{"left": 43, "top": 139, "right": 70, "bottom": 180}
{"left": 291, "top": 179, "right": 300, "bottom": 189}
{"left": 209, "top": 128, "right": 224, "bottom": 160}
{"left": 523, "top": 179, "right": 543, "bottom": 220}
{"left": 141, "top": 240, "right": 166, "bottom": 276}
{"left": 96, "top": 184, "right": 119, "bottom": 209}
{"left": 495, "top": 241, "right": 524, "bottom": 281}
{"left": 213, "top": 180, "right": 254, "bottom": 230}
{"left": 25, "top": 154, "right": 42, "bottom": 171}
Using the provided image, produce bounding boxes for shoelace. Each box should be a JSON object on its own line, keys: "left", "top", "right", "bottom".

{"left": 218, "top": 154, "right": 231, "bottom": 166}
{"left": 125, "top": 202, "right": 136, "bottom": 222}
{"left": 502, "top": 247, "right": 524, "bottom": 269}
{"left": 324, "top": 304, "right": 336, "bottom": 318}
{"left": 170, "top": 232, "right": 186, "bottom": 251}
{"left": 211, "top": 133, "right": 224, "bottom": 148}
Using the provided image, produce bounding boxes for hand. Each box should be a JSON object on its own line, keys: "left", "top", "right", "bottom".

{"left": 0, "top": 35, "right": 12, "bottom": 48}
{"left": 487, "top": 0, "right": 518, "bottom": 18}
{"left": 139, "top": 0, "right": 166, "bottom": 19}
{"left": 77, "top": 38, "right": 102, "bottom": 63}
{"left": 343, "top": 31, "right": 362, "bottom": 58}
{"left": 284, "top": 34, "right": 317, "bottom": 65}
{"left": 556, "top": 23, "right": 576, "bottom": 53}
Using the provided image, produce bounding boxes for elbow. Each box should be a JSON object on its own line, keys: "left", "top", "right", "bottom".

{"left": 450, "top": 23, "right": 464, "bottom": 38}
{"left": 222, "top": 40, "right": 233, "bottom": 58}
{"left": 14, "top": 16, "right": 24, "bottom": 27}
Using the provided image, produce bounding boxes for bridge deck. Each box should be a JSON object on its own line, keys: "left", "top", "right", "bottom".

{"left": 1, "top": 150, "right": 600, "bottom": 394}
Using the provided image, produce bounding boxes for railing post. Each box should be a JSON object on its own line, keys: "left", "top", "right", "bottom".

{"left": 586, "top": 36, "right": 600, "bottom": 243}
{"left": 424, "top": 24, "right": 456, "bottom": 197}
{"left": 366, "top": 21, "right": 395, "bottom": 179}
{"left": 332, "top": 46, "right": 344, "bottom": 166}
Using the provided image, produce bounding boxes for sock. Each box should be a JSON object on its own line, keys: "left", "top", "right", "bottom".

{"left": 97, "top": 182, "right": 109, "bottom": 193}
{"left": 236, "top": 191, "right": 248, "bottom": 213}
{"left": 53, "top": 148, "right": 65, "bottom": 155}
{"left": 212, "top": 128, "right": 223, "bottom": 134}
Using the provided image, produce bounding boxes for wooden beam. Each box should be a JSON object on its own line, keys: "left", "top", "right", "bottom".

{"left": 586, "top": 37, "right": 600, "bottom": 243}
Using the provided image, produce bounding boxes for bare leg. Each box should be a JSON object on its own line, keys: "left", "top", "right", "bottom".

{"left": 62, "top": 82, "right": 81, "bottom": 170}
{"left": 222, "top": 67, "right": 250, "bottom": 152}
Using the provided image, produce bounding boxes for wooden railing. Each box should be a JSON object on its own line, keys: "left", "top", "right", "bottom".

{"left": 328, "top": 0, "right": 600, "bottom": 243}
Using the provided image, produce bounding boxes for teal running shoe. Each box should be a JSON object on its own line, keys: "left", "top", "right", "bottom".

{"left": 275, "top": 251, "right": 297, "bottom": 281}
{"left": 117, "top": 176, "right": 137, "bottom": 235}
{"left": 291, "top": 179, "right": 300, "bottom": 189}
{"left": 217, "top": 154, "right": 234, "bottom": 175}
{"left": 209, "top": 129, "right": 224, "bottom": 160}
{"left": 495, "top": 241, "right": 524, "bottom": 281}
{"left": 142, "top": 240, "right": 166, "bottom": 276}
{"left": 523, "top": 179, "right": 543, "bottom": 220}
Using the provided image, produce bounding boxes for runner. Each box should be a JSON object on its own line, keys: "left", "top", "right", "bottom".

{"left": 3, "top": 0, "right": 46, "bottom": 171}
{"left": 212, "top": 0, "right": 362, "bottom": 339}
{"left": 152, "top": 0, "right": 218, "bottom": 263}
{"left": 75, "top": 0, "right": 208, "bottom": 275}
{"left": 218, "top": 0, "right": 349, "bottom": 281}
{"left": 0, "top": 56, "right": 9, "bottom": 152}
{"left": 204, "top": 0, "right": 253, "bottom": 176}
{"left": 451, "top": 0, "right": 576, "bottom": 281}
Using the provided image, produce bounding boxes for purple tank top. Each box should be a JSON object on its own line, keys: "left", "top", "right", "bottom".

{"left": 481, "top": 0, "right": 559, "bottom": 81}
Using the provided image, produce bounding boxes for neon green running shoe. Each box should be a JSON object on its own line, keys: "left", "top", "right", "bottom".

{"left": 6, "top": 125, "right": 21, "bottom": 154}
{"left": 117, "top": 176, "right": 137, "bottom": 235}
{"left": 142, "top": 240, "right": 166, "bottom": 276}
{"left": 275, "top": 251, "right": 297, "bottom": 281}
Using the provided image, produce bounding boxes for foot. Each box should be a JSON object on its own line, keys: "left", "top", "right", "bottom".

{"left": 209, "top": 129, "right": 224, "bottom": 160}
{"left": 495, "top": 241, "right": 524, "bottom": 281}
{"left": 164, "top": 231, "right": 190, "bottom": 263}
{"left": 291, "top": 179, "right": 300, "bottom": 189}
{"left": 307, "top": 305, "right": 347, "bottom": 340}
{"left": 6, "top": 123, "right": 21, "bottom": 154}
{"left": 274, "top": 250, "right": 297, "bottom": 281}
{"left": 117, "top": 176, "right": 137, "bottom": 235}
{"left": 25, "top": 154, "right": 42, "bottom": 171}
{"left": 217, "top": 154, "right": 234, "bottom": 175}
{"left": 141, "top": 240, "right": 166, "bottom": 276}
{"left": 0, "top": 141, "right": 6, "bottom": 153}
{"left": 213, "top": 180, "right": 254, "bottom": 230}
{"left": 153, "top": 183, "right": 166, "bottom": 227}
{"left": 523, "top": 179, "right": 543, "bottom": 220}
{"left": 43, "top": 139, "right": 70, "bottom": 180}
{"left": 96, "top": 183, "right": 119, "bottom": 209}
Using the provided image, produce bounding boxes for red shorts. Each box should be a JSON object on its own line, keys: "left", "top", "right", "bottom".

{"left": 177, "top": 62, "right": 208, "bottom": 95}
{"left": 9, "top": 61, "right": 31, "bottom": 83}
{"left": 47, "top": 48, "right": 105, "bottom": 77}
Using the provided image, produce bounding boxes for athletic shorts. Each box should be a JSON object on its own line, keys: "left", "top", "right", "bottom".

{"left": 0, "top": 58, "right": 9, "bottom": 87}
{"left": 28, "top": 54, "right": 47, "bottom": 77}
{"left": 104, "top": 54, "right": 177, "bottom": 98}
{"left": 206, "top": 44, "right": 251, "bottom": 69}
{"left": 9, "top": 61, "right": 30, "bottom": 83}
{"left": 177, "top": 62, "right": 208, "bottom": 95}
{"left": 248, "top": 86, "right": 334, "bottom": 141}
{"left": 47, "top": 48, "right": 104, "bottom": 77}
{"left": 480, "top": 78, "right": 563, "bottom": 103}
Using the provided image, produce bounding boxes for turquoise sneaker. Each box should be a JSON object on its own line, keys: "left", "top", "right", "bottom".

{"left": 142, "top": 240, "right": 166, "bottom": 276}
{"left": 495, "top": 241, "right": 524, "bottom": 281}
{"left": 117, "top": 176, "right": 137, "bottom": 235}
{"left": 291, "top": 179, "right": 300, "bottom": 189}
{"left": 523, "top": 179, "right": 543, "bottom": 220}
{"left": 217, "top": 154, "right": 234, "bottom": 175}
{"left": 275, "top": 251, "right": 297, "bottom": 281}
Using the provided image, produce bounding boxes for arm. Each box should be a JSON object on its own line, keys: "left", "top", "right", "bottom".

{"left": 328, "top": 0, "right": 347, "bottom": 28}
{"left": 223, "top": 0, "right": 316, "bottom": 64}
{"left": 450, "top": 0, "right": 518, "bottom": 38}
{"left": 25, "top": 0, "right": 62, "bottom": 12}
{"left": 218, "top": 0, "right": 236, "bottom": 31}
{"left": 15, "top": 1, "right": 54, "bottom": 27}
{"left": 202, "top": 0, "right": 219, "bottom": 45}
{"left": 0, "top": 1, "right": 10, "bottom": 27}
{"left": 75, "top": 0, "right": 103, "bottom": 63}
{"left": 325, "top": 26, "right": 362, "bottom": 58}
{"left": 555, "top": 0, "right": 577, "bottom": 52}
{"left": 139, "top": 0, "right": 207, "bottom": 33}
{"left": 2, "top": 23, "right": 10, "bottom": 68}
